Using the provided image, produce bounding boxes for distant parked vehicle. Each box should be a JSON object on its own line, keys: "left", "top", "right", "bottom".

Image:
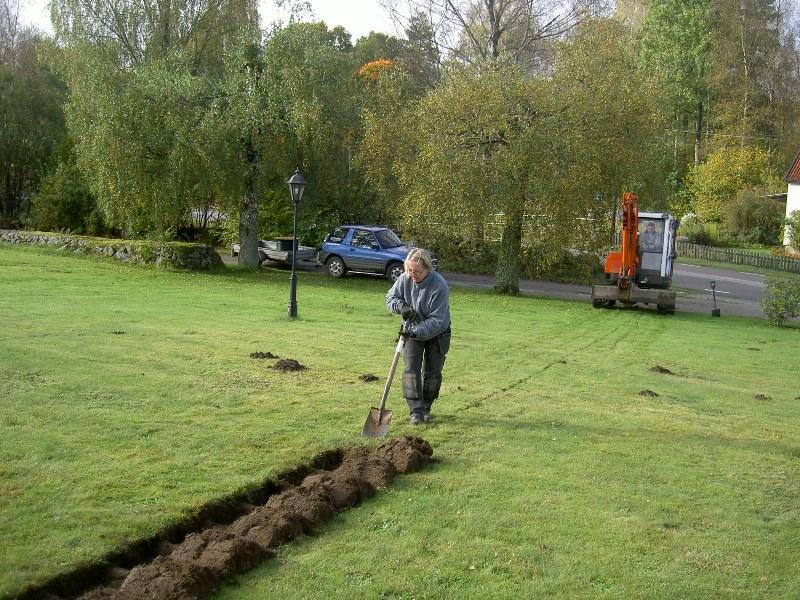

{"left": 318, "top": 225, "right": 435, "bottom": 281}
{"left": 231, "top": 237, "right": 316, "bottom": 265}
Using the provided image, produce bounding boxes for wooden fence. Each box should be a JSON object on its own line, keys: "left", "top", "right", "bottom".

{"left": 676, "top": 241, "right": 800, "bottom": 274}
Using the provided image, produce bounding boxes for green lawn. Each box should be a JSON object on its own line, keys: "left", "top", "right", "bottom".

{"left": 1, "top": 243, "right": 799, "bottom": 599}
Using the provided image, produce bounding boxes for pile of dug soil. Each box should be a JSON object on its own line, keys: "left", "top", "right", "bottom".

{"left": 79, "top": 436, "right": 432, "bottom": 600}
{"left": 249, "top": 351, "right": 278, "bottom": 359}
{"left": 272, "top": 359, "right": 306, "bottom": 371}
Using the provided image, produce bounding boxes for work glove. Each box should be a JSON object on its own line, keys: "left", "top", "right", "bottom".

{"left": 400, "top": 302, "right": 416, "bottom": 322}
{"left": 398, "top": 321, "right": 414, "bottom": 339}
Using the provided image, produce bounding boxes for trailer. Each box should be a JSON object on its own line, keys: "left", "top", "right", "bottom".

{"left": 231, "top": 237, "right": 317, "bottom": 266}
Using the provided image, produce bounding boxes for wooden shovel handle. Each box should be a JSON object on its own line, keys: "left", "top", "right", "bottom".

{"left": 378, "top": 336, "right": 405, "bottom": 414}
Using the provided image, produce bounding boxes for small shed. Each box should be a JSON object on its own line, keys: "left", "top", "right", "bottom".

{"left": 785, "top": 151, "right": 800, "bottom": 247}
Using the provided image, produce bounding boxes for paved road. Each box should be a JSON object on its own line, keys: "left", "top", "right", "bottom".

{"left": 442, "top": 263, "right": 767, "bottom": 318}
{"left": 229, "top": 255, "right": 767, "bottom": 319}
{"left": 671, "top": 263, "right": 766, "bottom": 318}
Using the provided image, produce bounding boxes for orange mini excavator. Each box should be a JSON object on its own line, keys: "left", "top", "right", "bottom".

{"left": 591, "top": 192, "right": 678, "bottom": 314}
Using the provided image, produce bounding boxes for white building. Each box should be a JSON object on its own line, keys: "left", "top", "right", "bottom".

{"left": 785, "top": 152, "right": 800, "bottom": 248}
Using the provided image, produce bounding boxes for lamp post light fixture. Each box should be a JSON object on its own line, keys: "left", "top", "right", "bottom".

{"left": 287, "top": 167, "right": 305, "bottom": 318}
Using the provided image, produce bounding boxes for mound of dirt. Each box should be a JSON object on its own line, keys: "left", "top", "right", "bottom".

{"left": 359, "top": 373, "right": 379, "bottom": 382}
{"left": 639, "top": 389, "right": 659, "bottom": 397}
{"left": 272, "top": 359, "right": 306, "bottom": 371}
{"left": 249, "top": 351, "right": 278, "bottom": 359}
{"left": 77, "top": 437, "right": 432, "bottom": 600}
{"left": 650, "top": 365, "right": 674, "bottom": 375}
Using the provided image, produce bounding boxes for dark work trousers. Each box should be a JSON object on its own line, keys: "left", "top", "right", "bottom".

{"left": 401, "top": 328, "right": 451, "bottom": 416}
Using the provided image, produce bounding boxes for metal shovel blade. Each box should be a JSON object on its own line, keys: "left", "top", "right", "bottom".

{"left": 361, "top": 332, "right": 405, "bottom": 438}
{"left": 361, "top": 407, "right": 393, "bottom": 438}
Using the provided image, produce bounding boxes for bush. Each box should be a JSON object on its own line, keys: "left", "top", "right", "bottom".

{"left": 724, "top": 188, "right": 784, "bottom": 245}
{"left": 678, "top": 214, "right": 716, "bottom": 246}
{"left": 523, "top": 249, "right": 604, "bottom": 285}
{"left": 681, "top": 222, "right": 715, "bottom": 245}
{"left": 683, "top": 144, "right": 775, "bottom": 223}
{"left": 768, "top": 245, "right": 799, "bottom": 258}
{"left": 786, "top": 210, "right": 800, "bottom": 249}
{"left": 428, "top": 236, "right": 603, "bottom": 284}
{"left": 426, "top": 236, "right": 498, "bottom": 275}
{"left": 761, "top": 278, "right": 800, "bottom": 326}
{"left": 175, "top": 218, "right": 227, "bottom": 247}
{"left": 27, "top": 161, "right": 102, "bottom": 235}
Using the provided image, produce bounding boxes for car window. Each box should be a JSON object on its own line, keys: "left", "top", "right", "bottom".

{"left": 374, "top": 229, "right": 403, "bottom": 248}
{"left": 327, "top": 227, "right": 348, "bottom": 244}
{"left": 351, "top": 230, "right": 377, "bottom": 249}
{"left": 638, "top": 220, "right": 663, "bottom": 252}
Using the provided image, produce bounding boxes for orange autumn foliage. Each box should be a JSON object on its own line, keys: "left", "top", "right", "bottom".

{"left": 356, "top": 59, "right": 396, "bottom": 82}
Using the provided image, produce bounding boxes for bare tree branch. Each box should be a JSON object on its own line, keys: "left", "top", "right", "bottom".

{"left": 380, "top": 0, "right": 610, "bottom": 68}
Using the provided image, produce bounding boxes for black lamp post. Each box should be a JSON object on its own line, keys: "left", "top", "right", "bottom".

{"left": 287, "top": 167, "right": 305, "bottom": 318}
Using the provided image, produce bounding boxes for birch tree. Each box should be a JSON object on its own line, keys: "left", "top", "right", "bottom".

{"left": 637, "top": 0, "right": 711, "bottom": 167}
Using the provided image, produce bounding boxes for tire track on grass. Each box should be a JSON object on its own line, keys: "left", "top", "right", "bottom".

{"left": 456, "top": 322, "right": 627, "bottom": 413}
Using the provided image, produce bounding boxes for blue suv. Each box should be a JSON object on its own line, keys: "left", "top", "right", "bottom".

{"left": 319, "top": 225, "right": 414, "bottom": 281}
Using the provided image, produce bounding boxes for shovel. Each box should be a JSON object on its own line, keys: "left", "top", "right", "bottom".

{"left": 361, "top": 325, "right": 407, "bottom": 438}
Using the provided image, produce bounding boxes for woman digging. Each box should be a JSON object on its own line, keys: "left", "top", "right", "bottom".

{"left": 386, "top": 248, "right": 451, "bottom": 425}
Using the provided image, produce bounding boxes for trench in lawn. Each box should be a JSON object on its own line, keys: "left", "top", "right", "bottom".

{"left": 20, "top": 437, "right": 434, "bottom": 600}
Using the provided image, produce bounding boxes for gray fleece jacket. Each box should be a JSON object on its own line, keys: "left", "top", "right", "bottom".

{"left": 386, "top": 270, "right": 451, "bottom": 340}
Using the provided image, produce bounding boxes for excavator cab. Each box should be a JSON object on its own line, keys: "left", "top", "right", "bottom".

{"left": 636, "top": 212, "right": 678, "bottom": 289}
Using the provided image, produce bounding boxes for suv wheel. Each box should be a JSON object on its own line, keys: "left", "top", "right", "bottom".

{"left": 386, "top": 261, "right": 404, "bottom": 282}
{"left": 326, "top": 256, "right": 346, "bottom": 278}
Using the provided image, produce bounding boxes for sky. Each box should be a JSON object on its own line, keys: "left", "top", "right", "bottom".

{"left": 19, "top": 0, "right": 400, "bottom": 40}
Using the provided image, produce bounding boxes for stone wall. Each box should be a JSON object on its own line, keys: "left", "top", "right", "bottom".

{"left": 0, "top": 230, "right": 224, "bottom": 270}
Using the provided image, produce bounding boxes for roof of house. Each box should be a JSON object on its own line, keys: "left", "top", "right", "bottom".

{"left": 786, "top": 151, "right": 800, "bottom": 183}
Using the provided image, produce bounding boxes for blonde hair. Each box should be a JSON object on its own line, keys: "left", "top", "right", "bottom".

{"left": 405, "top": 248, "right": 433, "bottom": 272}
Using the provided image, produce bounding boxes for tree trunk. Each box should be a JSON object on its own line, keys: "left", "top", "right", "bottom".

{"left": 673, "top": 122, "right": 679, "bottom": 173}
{"left": 609, "top": 194, "right": 617, "bottom": 247}
{"left": 0, "top": 173, "right": 9, "bottom": 228}
{"left": 493, "top": 207, "right": 522, "bottom": 295}
{"left": 1, "top": 171, "right": 18, "bottom": 229}
{"left": 238, "top": 143, "right": 260, "bottom": 268}
{"left": 694, "top": 100, "right": 703, "bottom": 165}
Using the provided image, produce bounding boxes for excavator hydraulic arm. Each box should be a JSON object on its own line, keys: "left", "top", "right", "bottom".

{"left": 618, "top": 192, "right": 639, "bottom": 281}
{"left": 603, "top": 192, "right": 639, "bottom": 287}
